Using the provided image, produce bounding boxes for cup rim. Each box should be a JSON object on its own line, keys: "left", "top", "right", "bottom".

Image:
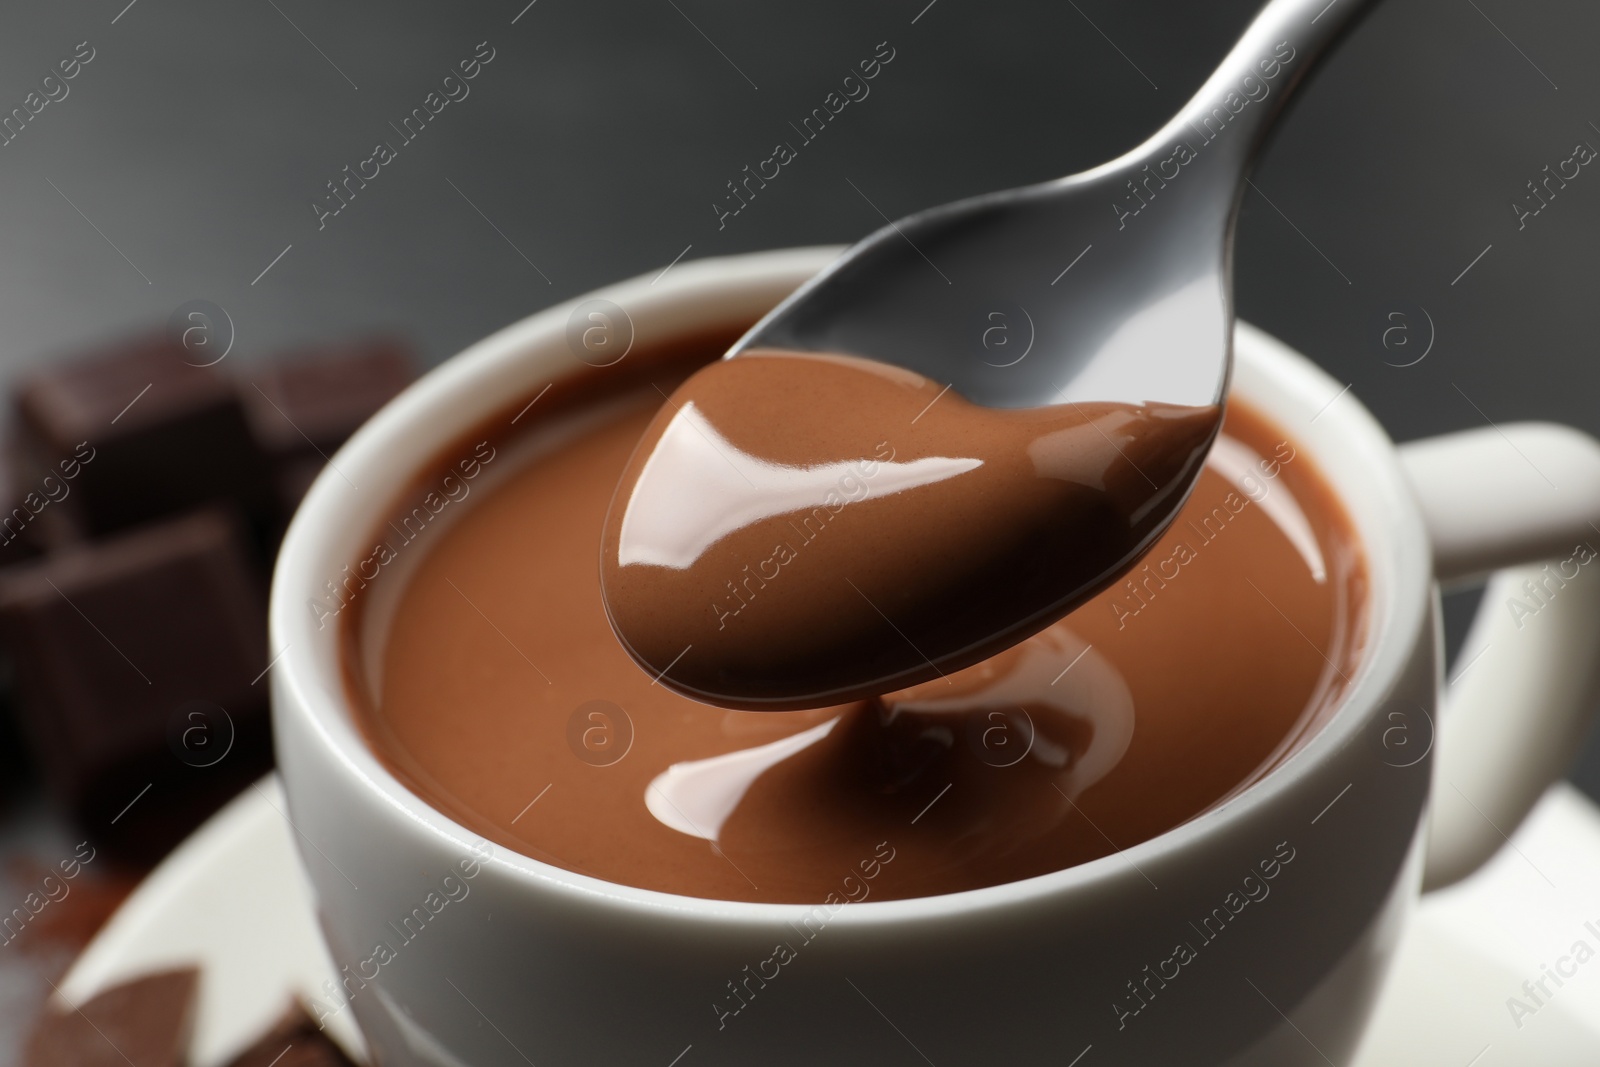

{"left": 271, "top": 245, "right": 1431, "bottom": 926}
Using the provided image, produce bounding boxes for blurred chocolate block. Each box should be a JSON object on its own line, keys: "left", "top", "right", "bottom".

{"left": 13, "top": 334, "right": 274, "bottom": 537}
{"left": 242, "top": 337, "right": 416, "bottom": 461}
{"left": 0, "top": 655, "right": 35, "bottom": 809}
{"left": 0, "top": 510, "right": 272, "bottom": 862}
{"left": 0, "top": 437, "right": 53, "bottom": 559}
{"left": 0, "top": 452, "right": 36, "bottom": 803}
{"left": 272, "top": 455, "right": 327, "bottom": 519}
{"left": 224, "top": 1002, "right": 360, "bottom": 1067}
{"left": 26, "top": 966, "right": 198, "bottom": 1067}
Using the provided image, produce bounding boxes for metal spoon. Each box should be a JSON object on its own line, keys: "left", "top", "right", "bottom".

{"left": 730, "top": 0, "right": 1374, "bottom": 412}
{"left": 605, "top": 0, "right": 1378, "bottom": 709}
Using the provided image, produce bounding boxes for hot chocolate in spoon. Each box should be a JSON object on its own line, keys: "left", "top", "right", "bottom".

{"left": 601, "top": 0, "right": 1376, "bottom": 709}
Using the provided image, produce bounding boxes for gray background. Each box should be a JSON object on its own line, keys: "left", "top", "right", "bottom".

{"left": 0, "top": 3, "right": 1595, "bottom": 802}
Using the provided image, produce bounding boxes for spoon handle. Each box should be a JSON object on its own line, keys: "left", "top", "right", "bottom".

{"left": 1097, "top": 0, "right": 1379, "bottom": 214}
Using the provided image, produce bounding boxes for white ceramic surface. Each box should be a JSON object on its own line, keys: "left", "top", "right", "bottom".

{"left": 268, "top": 247, "right": 1600, "bottom": 1065}
{"left": 56, "top": 776, "right": 1600, "bottom": 1066}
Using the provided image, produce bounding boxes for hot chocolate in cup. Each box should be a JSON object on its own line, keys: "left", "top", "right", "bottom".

{"left": 346, "top": 308, "right": 1357, "bottom": 905}
{"left": 272, "top": 246, "right": 1600, "bottom": 1066}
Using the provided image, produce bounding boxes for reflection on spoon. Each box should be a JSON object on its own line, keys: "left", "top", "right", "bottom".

{"left": 617, "top": 399, "right": 982, "bottom": 570}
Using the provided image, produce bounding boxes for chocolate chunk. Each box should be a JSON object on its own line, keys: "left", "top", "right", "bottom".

{"left": 26, "top": 966, "right": 199, "bottom": 1067}
{"left": 0, "top": 857, "right": 135, "bottom": 956}
{"left": 0, "top": 510, "right": 272, "bottom": 860}
{"left": 0, "top": 682, "right": 34, "bottom": 810}
{"left": 224, "top": 1002, "right": 360, "bottom": 1067}
{"left": 13, "top": 334, "right": 274, "bottom": 536}
{"left": 0, "top": 434, "right": 64, "bottom": 558}
{"left": 273, "top": 456, "right": 329, "bottom": 519}
{"left": 241, "top": 337, "right": 416, "bottom": 460}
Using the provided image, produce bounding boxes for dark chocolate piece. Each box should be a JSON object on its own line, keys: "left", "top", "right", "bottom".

{"left": 273, "top": 456, "right": 328, "bottom": 518}
{"left": 26, "top": 966, "right": 198, "bottom": 1067}
{"left": 0, "top": 510, "right": 272, "bottom": 860}
{"left": 241, "top": 337, "right": 415, "bottom": 460}
{"left": 0, "top": 855, "right": 135, "bottom": 956}
{"left": 224, "top": 1002, "right": 360, "bottom": 1067}
{"left": 0, "top": 435, "right": 57, "bottom": 558}
{"left": 13, "top": 334, "right": 274, "bottom": 536}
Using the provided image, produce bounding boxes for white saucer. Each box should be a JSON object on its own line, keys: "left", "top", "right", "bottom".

{"left": 57, "top": 777, "right": 1600, "bottom": 1065}
{"left": 58, "top": 779, "right": 368, "bottom": 1066}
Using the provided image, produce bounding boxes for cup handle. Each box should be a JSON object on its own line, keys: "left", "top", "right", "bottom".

{"left": 1398, "top": 422, "right": 1600, "bottom": 891}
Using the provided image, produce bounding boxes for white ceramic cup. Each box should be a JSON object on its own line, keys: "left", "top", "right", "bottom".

{"left": 272, "top": 247, "right": 1600, "bottom": 1066}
